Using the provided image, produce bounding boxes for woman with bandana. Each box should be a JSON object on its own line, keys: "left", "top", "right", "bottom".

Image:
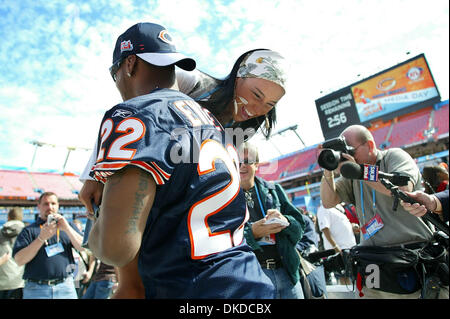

{"left": 79, "top": 48, "right": 289, "bottom": 298}
{"left": 177, "top": 49, "right": 287, "bottom": 139}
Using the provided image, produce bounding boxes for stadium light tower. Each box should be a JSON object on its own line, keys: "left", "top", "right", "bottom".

{"left": 62, "top": 146, "right": 77, "bottom": 171}
{"left": 267, "top": 140, "right": 283, "bottom": 156}
{"left": 29, "top": 140, "right": 91, "bottom": 171}
{"left": 30, "top": 140, "right": 55, "bottom": 168}
{"left": 272, "top": 124, "right": 306, "bottom": 148}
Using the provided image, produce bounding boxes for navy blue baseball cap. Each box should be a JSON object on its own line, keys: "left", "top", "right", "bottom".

{"left": 110, "top": 22, "right": 196, "bottom": 77}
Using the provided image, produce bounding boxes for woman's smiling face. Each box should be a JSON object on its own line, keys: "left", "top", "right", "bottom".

{"left": 232, "top": 77, "right": 285, "bottom": 122}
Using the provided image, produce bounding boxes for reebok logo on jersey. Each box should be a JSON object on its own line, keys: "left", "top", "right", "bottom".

{"left": 120, "top": 40, "right": 133, "bottom": 52}
{"left": 112, "top": 109, "right": 134, "bottom": 118}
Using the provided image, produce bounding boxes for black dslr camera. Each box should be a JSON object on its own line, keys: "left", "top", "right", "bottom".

{"left": 318, "top": 136, "right": 355, "bottom": 171}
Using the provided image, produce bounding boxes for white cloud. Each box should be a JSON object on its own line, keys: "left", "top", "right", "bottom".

{"left": 149, "top": 0, "right": 211, "bottom": 32}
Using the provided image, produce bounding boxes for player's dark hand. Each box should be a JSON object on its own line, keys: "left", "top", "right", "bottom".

{"left": 79, "top": 180, "right": 104, "bottom": 215}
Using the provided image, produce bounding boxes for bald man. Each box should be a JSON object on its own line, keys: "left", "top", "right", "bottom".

{"left": 319, "top": 125, "right": 435, "bottom": 299}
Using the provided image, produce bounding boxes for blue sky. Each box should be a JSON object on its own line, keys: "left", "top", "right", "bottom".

{"left": 0, "top": 0, "right": 448, "bottom": 174}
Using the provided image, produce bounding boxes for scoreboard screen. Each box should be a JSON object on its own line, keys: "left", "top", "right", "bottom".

{"left": 315, "top": 54, "right": 441, "bottom": 140}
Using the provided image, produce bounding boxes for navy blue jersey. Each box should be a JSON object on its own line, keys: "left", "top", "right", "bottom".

{"left": 91, "top": 88, "right": 274, "bottom": 298}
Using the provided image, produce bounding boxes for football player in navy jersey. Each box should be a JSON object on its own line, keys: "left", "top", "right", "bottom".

{"left": 87, "top": 22, "right": 275, "bottom": 299}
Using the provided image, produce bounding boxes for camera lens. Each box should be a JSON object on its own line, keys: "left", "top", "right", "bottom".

{"left": 318, "top": 149, "right": 341, "bottom": 171}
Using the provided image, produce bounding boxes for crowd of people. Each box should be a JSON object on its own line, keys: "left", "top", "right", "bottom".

{"left": 0, "top": 21, "right": 448, "bottom": 300}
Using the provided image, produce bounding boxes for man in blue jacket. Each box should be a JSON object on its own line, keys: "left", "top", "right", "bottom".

{"left": 240, "top": 142, "right": 306, "bottom": 298}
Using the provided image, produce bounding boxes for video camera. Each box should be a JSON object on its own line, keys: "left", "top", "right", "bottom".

{"left": 321, "top": 250, "right": 353, "bottom": 277}
{"left": 303, "top": 248, "right": 351, "bottom": 275}
{"left": 318, "top": 136, "right": 355, "bottom": 171}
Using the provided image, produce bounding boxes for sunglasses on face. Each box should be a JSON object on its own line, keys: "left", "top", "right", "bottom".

{"left": 109, "top": 59, "right": 123, "bottom": 82}
{"left": 240, "top": 159, "right": 257, "bottom": 166}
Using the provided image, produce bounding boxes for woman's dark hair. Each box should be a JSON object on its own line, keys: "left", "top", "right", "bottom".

{"left": 199, "top": 48, "right": 277, "bottom": 140}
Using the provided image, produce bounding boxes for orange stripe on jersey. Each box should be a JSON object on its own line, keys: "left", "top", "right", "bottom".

{"left": 151, "top": 161, "right": 171, "bottom": 180}
{"left": 93, "top": 162, "right": 128, "bottom": 170}
{"left": 129, "top": 161, "right": 165, "bottom": 185}
{"left": 93, "top": 160, "right": 167, "bottom": 185}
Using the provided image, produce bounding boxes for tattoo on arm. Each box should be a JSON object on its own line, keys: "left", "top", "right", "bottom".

{"left": 126, "top": 169, "right": 149, "bottom": 234}
{"left": 104, "top": 169, "right": 124, "bottom": 197}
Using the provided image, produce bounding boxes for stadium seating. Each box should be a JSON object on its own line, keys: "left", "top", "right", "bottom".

{"left": 0, "top": 170, "right": 81, "bottom": 200}
{"left": 283, "top": 147, "right": 319, "bottom": 178}
{"left": 0, "top": 170, "right": 41, "bottom": 199}
{"left": 258, "top": 146, "right": 321, "bottom": 181}
{"left": 29, "top": 172, "right": 80, "bottom": 200}
{"left": 433, "top": 103, "right": 449, "bottom": 137}
{"left": 369, "top": 121, "right": 392, "bottom": 147}
{"left": 293, "top": 189, "right": 309, "bottom": 197}
{"left": 387, "top": 109, "right": 431, "bottom": 148}
{"left": 258, "top": 153, "right": 298, "bottom": 181}
{"left": 62, "top": 173, "right": 84, "bottom": 195}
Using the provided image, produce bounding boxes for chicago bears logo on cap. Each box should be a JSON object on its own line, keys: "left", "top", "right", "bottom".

{"left": 158, "top": 30, "right": 174, "bottom": 45}
{"left": 120, "top": 40, "right": 133, "bottom": 52}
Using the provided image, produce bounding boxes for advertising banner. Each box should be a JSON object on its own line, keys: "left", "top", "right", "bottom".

{"left": 352, "top": 55, "right": 440, "bottom": 123}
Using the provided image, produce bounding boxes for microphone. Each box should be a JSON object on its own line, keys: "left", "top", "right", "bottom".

{"left": 340, "top": 162, "right": 410, "bottom": 186}
{"left": 340, "top": 162, "right": 449, "bottom": 236}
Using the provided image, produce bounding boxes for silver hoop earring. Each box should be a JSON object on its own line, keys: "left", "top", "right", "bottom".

{"left": 127, "top": 72, "right": 131, "bottom": 77}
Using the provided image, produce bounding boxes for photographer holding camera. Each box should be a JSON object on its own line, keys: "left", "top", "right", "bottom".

{"left": 12, "top": 192, "right": 83, "bottom": 299}
{"left": 318, "top": 125, "right": 443, "bottom": 299}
